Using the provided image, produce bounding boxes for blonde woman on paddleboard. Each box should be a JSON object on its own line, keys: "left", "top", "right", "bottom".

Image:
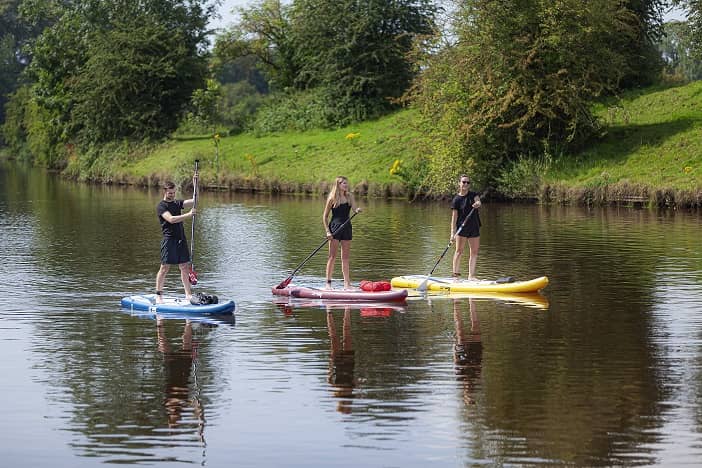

{"left": 450, "top": 174, "right": 482, "bottom": 280}
{"left": 323, "top": 176, "right": 362, "bottom": 289}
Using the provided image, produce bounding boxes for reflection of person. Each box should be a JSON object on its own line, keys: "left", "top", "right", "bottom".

{"left": 322, "top": 176, "right": 361, "bottom": 290}
{"left": 156, "top": 317, "right": 204, "bottom": 438}
{"left": 453, "top": 299, "right": 482, "bottom": 406}
{"left": 156, "top": 177, "right": 197, "bottom": 303}
{"left": 450, "top": 174, "right": 482, "bottom": 280}
{"left": 327, "top": 307, "right": 355, "bottom": 413}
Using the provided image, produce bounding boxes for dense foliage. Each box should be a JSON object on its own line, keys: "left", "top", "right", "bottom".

{"left": 3, "top": 0, "right": 702, "bottom": 195}
{"left": 617, "top": 0, "right": 667, "bottom": 87}
{"left": 289, "top": 0, "right": 436, "bottom": 120}
{"left": 409, "top": 0, "right": 666, "bottom": 195}
{"left": 673, "top": 0, "right": 702, "bottom": 61}
{"left": 3, "top": 0, "right": 213, "bottom": 167}
{"left": 659, "top": 20, "right": 702, "bottom": 80}
{"left": 215, "top": 0, "right": 436, "bottom": 130}
{"left": 214, "top": 0, "right": 298, "bottom": 91}
{"left": 0, "top": 0, "right": 44, "bottom": 133}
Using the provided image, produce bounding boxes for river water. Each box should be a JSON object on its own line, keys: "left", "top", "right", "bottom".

{"left": 1, "top": 162, "right": 701, "bottom": 466}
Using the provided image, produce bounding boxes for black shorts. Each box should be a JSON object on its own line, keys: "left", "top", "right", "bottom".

{"left": 457, "top": 225, "right": 480, "bottom": 238}
{"left": 160, "top": 238, "right": 190, "bottom": 265}
{"left": 457, "top": 216, "right": 481, "bottom": 238}
{"left": 329, "top": 220, "right": 352, "bottom": 241}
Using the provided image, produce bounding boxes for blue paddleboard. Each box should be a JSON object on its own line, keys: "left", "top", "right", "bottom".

{"left": 120, "top": 294, "right": 235, "bottom": 315}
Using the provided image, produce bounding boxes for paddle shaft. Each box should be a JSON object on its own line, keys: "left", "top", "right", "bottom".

{"left": 276, "top": 211, "right": 359, "bottom": 288}
{"left": 190, "top": 160, "right": 199, "bottom": 265}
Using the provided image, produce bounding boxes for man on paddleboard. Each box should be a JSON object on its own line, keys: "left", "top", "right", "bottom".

{"left": 155, "top": 177, "right": 197, "bottom": 303}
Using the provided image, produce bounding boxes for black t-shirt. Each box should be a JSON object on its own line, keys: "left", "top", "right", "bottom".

{"left": 450, "top": 192, "right": 481, "bottom": 229}
{"left": 157, "top": 199, "right": 186, "bottom": 239}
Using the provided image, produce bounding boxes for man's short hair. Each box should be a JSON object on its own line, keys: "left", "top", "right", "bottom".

{"left": 163, "top": 181, "right": 176, "bottom": 191}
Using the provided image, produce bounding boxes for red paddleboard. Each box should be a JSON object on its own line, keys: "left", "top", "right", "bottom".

{"left": 272, "top": 285, "right": 408, "bottom": 302}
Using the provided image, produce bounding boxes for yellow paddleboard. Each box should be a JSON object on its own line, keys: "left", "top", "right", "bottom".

{"left": 391, "top": 275, "right": 549, "bottom": 293}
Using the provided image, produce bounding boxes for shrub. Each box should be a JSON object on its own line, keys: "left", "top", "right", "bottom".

{"left": 218, "top": 82, "right": 265, "bottom": 134}
{"left": 496, "top": 153, "right": 552, "bottom": 200}
{"left": 252, "top": 87, "right": 386, "bottom": 133}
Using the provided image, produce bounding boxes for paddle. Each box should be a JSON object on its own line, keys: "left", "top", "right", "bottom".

{"left": 188, "top": 160, "right": 199, "bottom": 285}
{"left": 417, "top": 191, "right": 486, "bottom": 292}
{"left": 275, "top": 211, "right": 359, "bottom": 289}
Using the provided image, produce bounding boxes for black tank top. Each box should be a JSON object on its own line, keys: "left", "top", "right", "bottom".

{"left": 330, "top": 202, "right": 351, "bottom": 223}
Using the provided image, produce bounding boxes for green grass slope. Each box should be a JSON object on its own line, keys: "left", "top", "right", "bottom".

{"left": 545, "top": 81, "right": 702, "bottom": 206}
{"left": 85, "top": 81, "right": 700, "bottom": 205}
{"left": 107, "top": 110, "right": 423, "bottom": 197}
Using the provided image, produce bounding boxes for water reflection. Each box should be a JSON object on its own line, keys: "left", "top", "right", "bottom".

{"left": 272, "top": 296, "right": 407, "bottom": 316}
{"left": 326, "top": 307, "right": 355, "bottom": 414}
{"left": 427, "top": 290, "right": 550, "bottom": 309}
{"left": 156, "top": 318, "right": 205, "bottom": 437}
{"left": 452, "top": 299, "right": 482, "bottom": 406}
{"left": 27, "top": 309, "right": 234, "bottom": 464}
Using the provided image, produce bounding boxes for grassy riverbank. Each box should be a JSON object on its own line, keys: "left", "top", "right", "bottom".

{"left": 5, "top": 81, "right": 702, "bottom": 206}
{"left": 75, "top": 110, "right": 424, "bottom": 198}
{"left": 543, "top": 81, "right": 702, "bottom": 207}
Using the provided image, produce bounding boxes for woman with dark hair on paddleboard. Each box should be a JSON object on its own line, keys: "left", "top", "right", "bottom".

{"left": 322, "top": 176, "right": 362, "bottom": 290}
{"left": 450, "top": 174, "right": 482, "bottom": 280}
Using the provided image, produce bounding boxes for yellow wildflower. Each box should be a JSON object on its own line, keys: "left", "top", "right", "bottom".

{"left": 389, "top": 159, "right": 402, "bottom": 175}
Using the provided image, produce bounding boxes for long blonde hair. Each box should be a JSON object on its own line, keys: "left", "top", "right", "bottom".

{"left": 327, "top": 176, "right": 349, "bottom": 208}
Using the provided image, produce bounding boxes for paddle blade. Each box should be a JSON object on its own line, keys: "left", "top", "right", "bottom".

{"left": 416, "top": 277, "right": 429, "bottom": 292}
{"left": 188, "top": 266, "right": 198, "bottom": 285}
{"left": 275, "top": 276, "right": 292, "bottom": 289}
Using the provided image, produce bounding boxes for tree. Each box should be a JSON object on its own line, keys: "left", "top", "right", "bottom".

{"left": 215, "top": 0, "right": 437, "bottom": 127}
{"left": 214, "top": 0, "right": 298, "bottom": 90}
{"left": 672, "top": 0, "right": 702, "bottom": 63}
{"left": 68, "top": 20, "right": 209, "bottom": 143}
{"left": 11, "top": 0, "right": 213, "bottom": 161}
{"left": 409, "top": 0, "right": 647, "bottom": 193}
{"left": 215, "top": 54, "right": 269, "bottom": 94}
{"left": 617, "top": 0, "right": 667, "bottom": 87}
{"left": 0, "top": 31, "right": 22, "bottom": 132}
{"left": 0, "top": 0, "right": 44, "bottom": 131}
{"left": 658, "top": 19, "right": 702, "bottom": 80}
{"left": 289, "top": 0, "right": 437, "bottom": 117}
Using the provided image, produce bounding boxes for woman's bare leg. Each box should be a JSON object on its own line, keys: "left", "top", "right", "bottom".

{"left": 467, "top": 236, "right": 480, "bottom": 280}
{"left": 340, "top": 240, "right": 352, "bottom": 289}
{"left": 326, "top": 240, "right": 339, "bottom": 288}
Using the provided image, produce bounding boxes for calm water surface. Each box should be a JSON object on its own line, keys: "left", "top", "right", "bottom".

{"left": 1, "top": 162, "right": 702, "bottom": 466}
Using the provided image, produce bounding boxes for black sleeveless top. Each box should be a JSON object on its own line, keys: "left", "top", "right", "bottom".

{"left": 329, "top": 202, "right": 353, "bottom": 240}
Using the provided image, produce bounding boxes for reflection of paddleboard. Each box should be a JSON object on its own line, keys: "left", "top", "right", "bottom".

{"left": 272, "top": 297, "right": 406, "bottom": 313}
{"left": 120, "top": 294, "right": 235, "bottom": 315}
{"left": 272, "top": 285, "right": 408, "bottom": 302}
{"left": 421, "top": 291, "right": 549, "bottom": 310}
{"left": 118, "top": 306, "right": 237, "bottom": 326}
{"left": 391, "top": 275, "right": 548, "bottom": 293}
